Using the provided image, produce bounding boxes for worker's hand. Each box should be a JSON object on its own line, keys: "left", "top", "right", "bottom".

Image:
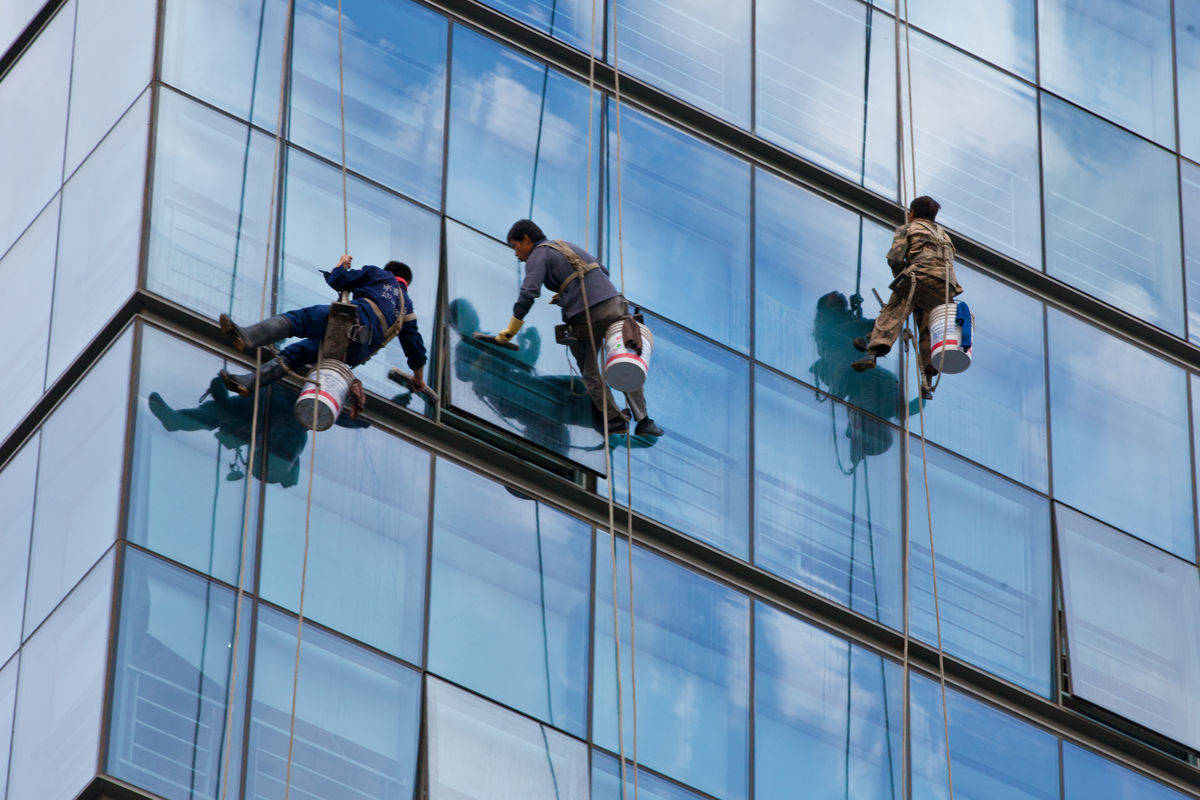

{"left": 409, "top": 368, "right": 428, "bottom": 394}
{"left": 337, "top": 254, "right": 352, "bottom": 269}
{"left": 494, "top": 316, "right": 524, "bottom": 345}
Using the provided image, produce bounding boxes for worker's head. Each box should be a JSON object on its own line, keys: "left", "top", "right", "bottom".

{"left": 385, "top": 261, "right": 413, "bottom": 285}
{"left": 908, "top": 195, "right": 940, "bottom": 222}
{"left": 506, "top": 219, "right": 546, "bottom": 262}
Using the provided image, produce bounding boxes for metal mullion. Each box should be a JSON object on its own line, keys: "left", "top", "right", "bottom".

{"left": 420, "top": 457, "right": 438, "bottom": 669}
{"left": 746, "top": 594, "right": 756, "bottom": 800}
{"left": 1189, "top": 370, "right": 1200, "bottom": 564}
{"left": 747, "top": 166, "right": 756, "bottom": 567}
{"left": 96, "top": 541, "right": 130, "bottom": 779}
{"left": 585, "top": 525, "right": 598, "bottom": 747}
{"left": 432, "top": 22, "right": 455, "bottom": 423}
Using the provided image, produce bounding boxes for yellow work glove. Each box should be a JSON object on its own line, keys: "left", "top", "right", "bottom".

{"left": 495, "top": 316, "right": 524, "bottom": 344}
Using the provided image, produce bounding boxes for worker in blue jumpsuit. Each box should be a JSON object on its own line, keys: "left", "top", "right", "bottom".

{"left": 218, "top": 254, "right": 427, "bottom": 396}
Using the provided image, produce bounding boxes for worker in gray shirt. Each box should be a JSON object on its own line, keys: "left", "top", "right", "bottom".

{"left": 489, "top": 219, "right": 663, "bottom": 437}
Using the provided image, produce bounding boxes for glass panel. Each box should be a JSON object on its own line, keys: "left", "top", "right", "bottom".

{"left": 475, "top": 0, "right": 590, "bottom": 49}
{"left": 128, "top": 326, "right": 264, "bottom": 587}
{"left": 0, "top": 439, "right": 37, "bottom": 663}
{"left": 906, "top": 265, "right": 1048, "bottom": 491}
{"left": 290, "top": 0, "right": 447, "bottom": 208}
{"left": 610, "top": 0, "right": 750, "bottom": 126}
{"left": 592, "top": 752, "right": 709, "bottom": 800}
{"left": 1180, "top": 1, "right": 1200, "bottom": 161}
{"left": 47, "top": 91, "right": 149, "bottom": 383}
{"left": 426, "top": 676, "right": 589, "bottom": 800}
{"left": 609, "top": 314, "right": 750, "bottom": 557}
{"left": 0, "top": 0, "right": 44, "bottom": 54}
{"left": 903, "top": 29, "right": 1041, "bottom": 268}
{"left": 1057, "top": 505, "right": 1200, "bottom": 750}
{"left": 910, "top": 675, "right": 1059, "bottom": 799}
{"left": 63, "top": 0, "right": 154, "bottom": 175}
{"left": 755, "top": 369, "right": 903, "bottom": 629}
{"left": 25, "top": 329, "right": 132, "bottom": 635}
{"left": 754, "top": 169, "right": 899, "bottom": 388}
{"left": 1041, "top": 95, "right": 1183, "bottom": 333}
{"left": 0, "top": 196, "right": 57, "bottom": 441}
{"left": 446, "top": 26, "right": 599, "bottom": 246}
{"left": 1185, "top": 163, "right": 1200, "bottom": 345}
{"left": 905, "top": 0, "right": 1035, "bottom": 79}
{"left": 146, "top": 88, "right": 277, "bottom": 328}
{"left": 260, "top": 418, "right": 429, "bottom": 662}
{"left": 107, "top": 549, "right": 250, "bottom": 800}
{"left": 594, "top": 536, "right": 750, "bottom": 800}
{"left": 279, "top": 147, "right": 441, "bottom": 405}
{"left": 1062, "top": 742, "right": 1188, "bottom": 800}
{"left": 246, "top": 606, "right": 421, "bottom": 800}
{"left": 605, "top": 101, "right": 751, "bottom": 350}
{"left": 755, "top": 602, "right": 903, "bottom": 800}
{"left": 755, "top": 0, "right": 896, "bottom": 198}
{"left": 444, "top": 220, "right": 604, "bottom": 470}
{"left": 907, "top": 445, "right": 1052, "bottom": 696}
{"left": 161, "top": 0, "right": 287, "bottom": 129}
{"left": 1047, "top": 309, "right": 1194, "bottom": 558}
{"left": 1040, "top": 0, "right": 1174, "bottom": 145}
{"left": 428, "top": 460, "right": 590, "bottom": 736}
{"left": 0, "top": 2, "right": 71, "bottom": 257}
{"left": 8, "top": 552, "right": 112, "bottom": 800}
{"left": 0, "top": 655, "right": 16, "bottom": 800}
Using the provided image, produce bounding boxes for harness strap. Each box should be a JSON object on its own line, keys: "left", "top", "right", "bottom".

{"left": 537, "top": 239, "right": 601, "bottom": 306}
{"left": 360, "top": 296, "right": 416, "bottom": 357}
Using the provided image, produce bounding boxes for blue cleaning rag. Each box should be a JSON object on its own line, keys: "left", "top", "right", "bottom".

{"left": 955, "top": 301, "right": 972, "bottom": 350}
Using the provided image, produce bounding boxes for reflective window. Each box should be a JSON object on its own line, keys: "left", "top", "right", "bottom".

{"left": 755, "top": 370, "right": 902, "bottom": 629}
{"left": 444, "top": 221, "right": 604, "bottom": 471}
{"left": 64, "top": 0, "right": 154, "bottom": 175}
{"left": 904, "top": 29, "right": 1041, "bottom": 268}
{"left": 8, "top": 553, "right": 112, "bottom": 800}
{"left": 908, "top": 265, "right": 1048, "bottom": 491}
{"left": 246, "top": 606, "right": 421, "bottom": 800}
{"left": 476, "top": 0, "right": 590, "bottom": 49}
{"left": 25, "top": 329, "right": 131, "bottom": 635}
{"left": 610, "top": 0, "right": 750, "bottom": 126}
{"left": 290, "top": 0, "right": 447, "bottom": 208}
{"left": 0, "top": 655, "right": 16, "bottom": 800}
{"left": 1040, "top": 0, "right": 1174, "bottom": 145}
{"left": 594, "top": 536, "right": 750, "bottom": 800}
{"left": 161, "top": 0, "right": 287, "bottom": 128}
{"left": 755, "top": 602, "right": 903, "bottom": 800}
{"left": 1047, "top": 309, "right": 1193, "bottom": 558}
{"left": 0, "top": 196, "right": 56, "bottom": 441}
{"left": 910, "top": 675, "right": 1058, "bottom": 799}
{"left": 0, "top": 439, "right": 37, "bottom": 662}
{"left": 260, "top": 418, "right": 429, "bottom": 663}
{"left": 592, "top": 752, "right": 709, "bottom": 800}
{"left": 107, "top": 549, "right": 250, "bottom": 800}
{"left": 47, "top": 91, "right": 149, "bottom": 383}
{"left": 146, "top": 89, "right": 277, "bottom": 328}
{"left": 446, "top": 26, "right": 599, "bottom": 246}
{"left": 1062, "top": 742, "right": 1188, "bottom": 800}
{"left": 605, "top": 102, "right": 751, "bottom": 350}
{"left": 1185, "top": 163, "right": 1200, "bottom": 345}
{"left": 755, "top": 0, "right": 896, "bottom": 197}
{"left": 907, "top": 445, "right": 1052, "bottom": 696}
{"left": 905, "top": 0, "right": 1035, "bottom": 79}
{"left": 128, "top": 327, "right": 263, "bottom": 587}
{"left": 428, "top": 460, "right": 591, "bottom": 736}
{"left": 1180, "top": 1, "right": 1200, "bottom": 160}
{"left": 426, "top": 676, "right": 589, "bottom": 800}
{"left": 609, "top": 314, "right": 750, "bottom": 557}
{"left": 1057, "top": 505, "right": 1200, "bottom": 751}
{"left": 0, "top": 2, "right": 71, "bottom": 257}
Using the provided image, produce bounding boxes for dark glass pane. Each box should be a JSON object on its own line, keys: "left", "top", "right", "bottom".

{"left": 592, "top": 752, "right": 709, "bottom": 800}
{"left": 1180, "top": 1, "right": 1200, "bottom": 160}
{"left": 1042, "top": 96, "right": 1183, "bottom": 333}
{"left": 609, "top": 314, "right": 750, "bottom": 558}
{"left": 428, "top": 460, "right": 591, "bottom": 736}
{"left": 0, "top": 438, "right": 37, "bottom": 662}
{"left": 906, "top": 0, "right": 1035, "bottom": 78}
{"left": 1185, "top": 163, "right": 1200, "bottom": 344}
{"left": 108, "top": 550, "right": 248, "bottom": 800}
{"left": 290, "top": 0, "right": 447, "bottom": 208}
{"left": 260, "top": 414, "right": 429, "bottom": 663}
{"left": 755, "top": 369, "right": 902, "bottom": 628}
{"left": 907, "top": 445, "right": 1052, "bottom": 696}
{"left": 594, "top": 536, "right": 750, "bottom": 800}
{"left": 1047, "top": 308, "right": 1194, "bottom": 558}
{"left": 1062, "top": 742, "right": 1188, "bottom": 800}
{"left": 1057, "top": 505, "right": 1200, "bottom": 750}
{"left": 446, "top": 26, "right": 600, "bottom": 246}
{"left": 755, "top": 0, "right": 896, "bottom": 197}
{"left": 246, "top": 606, "right": 421, "bottom": 800}
{"left": 605, "top": 101, "right": 751, "bottom": 350}
{"left": 474, "top": 0, "right": 590, "bottom": 50}
{"left": 755, "top": 602, "right": 903, "bottom": 800}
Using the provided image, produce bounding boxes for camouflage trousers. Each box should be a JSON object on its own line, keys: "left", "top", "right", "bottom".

{"left": 867, "top": 273, "right": 958, "bottom": 370}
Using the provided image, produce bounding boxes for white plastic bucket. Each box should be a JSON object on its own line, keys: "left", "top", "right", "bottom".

{"left": 603, "top": 321, "right": 654, "bottom": 393}
{"left": 928, "top": 302, "right": 973, "bottom": 374}
{"left": 293, "top": 360, "right": 356, "bottom": 431}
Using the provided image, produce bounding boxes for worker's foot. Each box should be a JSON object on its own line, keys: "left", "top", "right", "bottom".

{"left": 147, "top": 392, "right": 207, "bottom": 432}
{"left": 920, "top": 385, "right": 934, "bottom": 401}
{"left": 606, "top": 416, "right": 629, "bottom": 435}
{"left": 219, "top": 313, "right": 293, "bottom": 353}
{"left": 851, "top": 354, "right": 876, "bottom": 372}
{"left": 852, "top": 336, "right": 870, "bottom": 353}
{"left": 219, "top": 357, "right": 290, "bottom": 397}
{"left": 634, "top": 417, "right": 664, "bottom": 437}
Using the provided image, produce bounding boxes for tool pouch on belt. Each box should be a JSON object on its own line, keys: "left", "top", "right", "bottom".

{"left": 621, "top": 316, "right": 643, "bottom": 355}
{"left": 888, "top": 269, "right": 912, "bottom": 294}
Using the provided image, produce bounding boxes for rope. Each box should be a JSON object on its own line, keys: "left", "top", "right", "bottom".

{"left": 337, "top": 0, "right": 349, "bottom": 252}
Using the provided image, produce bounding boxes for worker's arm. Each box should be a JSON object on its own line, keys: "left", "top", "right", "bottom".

{"left": 322, "top": 254, "right": 370, "bottom": 290}
{"left": 512, "top": 248, "right": 549, "bottom": 320}
{"left": 886, "top": 226, "right": 909, "bottom": 274}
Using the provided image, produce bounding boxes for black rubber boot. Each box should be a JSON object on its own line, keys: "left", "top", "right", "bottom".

{"left": 634, "top": 417, "right": 664, "bottom": 437}
{"left": 147, "top": 393, "right": 211, "bottom": 432}
{"left": 219, "top": 357, "right": 290, "bottom": 397}
{"left": 219, "top": 314, "right": 294, "bottom": 353}
{"left": 852, "top": 336, "right": 870, "bottom": 353}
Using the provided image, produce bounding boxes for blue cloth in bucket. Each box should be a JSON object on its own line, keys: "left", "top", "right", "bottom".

{"left": 955, "top": 301, "right": 972, "bottom": 350}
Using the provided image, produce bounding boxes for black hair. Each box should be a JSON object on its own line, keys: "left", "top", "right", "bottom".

{"left": 506, "top": 219, "right": 546, "bottom": 245}
{"left": 384, "top": 261, "right": 413, "bottom": 284}
{"left": 909, "top": 195, "right": 940, "bottom": 221}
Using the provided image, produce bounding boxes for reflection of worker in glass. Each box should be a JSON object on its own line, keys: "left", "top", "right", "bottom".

{"left": 147, "top": 376, "right": 366, "bottom": 488}
{"left": 484, "top": 219, "right": 663, "bottom": 438}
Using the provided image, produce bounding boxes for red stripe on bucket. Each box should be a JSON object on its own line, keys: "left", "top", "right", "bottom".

{"left": 298, "top": 387, "right": 341, "bottom": 407}
{"left": 932, "top": 339, "right": 958, "bottom": 349}
{"left": 605, "top": 353, "right": 646, "bottom": 368}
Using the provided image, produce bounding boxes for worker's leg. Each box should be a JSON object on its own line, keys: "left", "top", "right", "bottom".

{"left": 866, "top": 288, "right": 915, "bottom": 355}
{"left": 281, "top": 305, "right": 330, "bottom": 343}
{"left": 277, "top": 338, "right": 319, "bottom": 371}
{"left": 568, "top": 334, "right": 626, "bottom": 429}
{"left": 147, "top": 394, "right": 219, "bottom": 432}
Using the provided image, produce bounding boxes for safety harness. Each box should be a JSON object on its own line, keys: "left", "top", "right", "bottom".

{"left": 536, "top": 239, "right": 601, "bottom": 307}
{"left": 359, "top": 293, "right": 417, "bottom": 358}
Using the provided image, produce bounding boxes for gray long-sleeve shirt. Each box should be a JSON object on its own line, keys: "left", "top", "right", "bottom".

{"left": 513, "top": 240, "right": 620, "bottom": 322}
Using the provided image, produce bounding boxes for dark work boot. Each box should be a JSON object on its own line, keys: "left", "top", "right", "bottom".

{"left": 219, "top": 357, "right": 291, "bottom": 397}
{"left": 634, "top": 417, "right": 664, "bottom": 437}
{"left": 147, "top": 393, "right": 210, "bottom": 432}
{"left": 219, "top": 314, "right": 294, "bottom": 353}
{"left": 851, "top": 353, "right": 877, "bottom": 372}
{"left": 852, "top": 336, "right": 870, "bottom": 353}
